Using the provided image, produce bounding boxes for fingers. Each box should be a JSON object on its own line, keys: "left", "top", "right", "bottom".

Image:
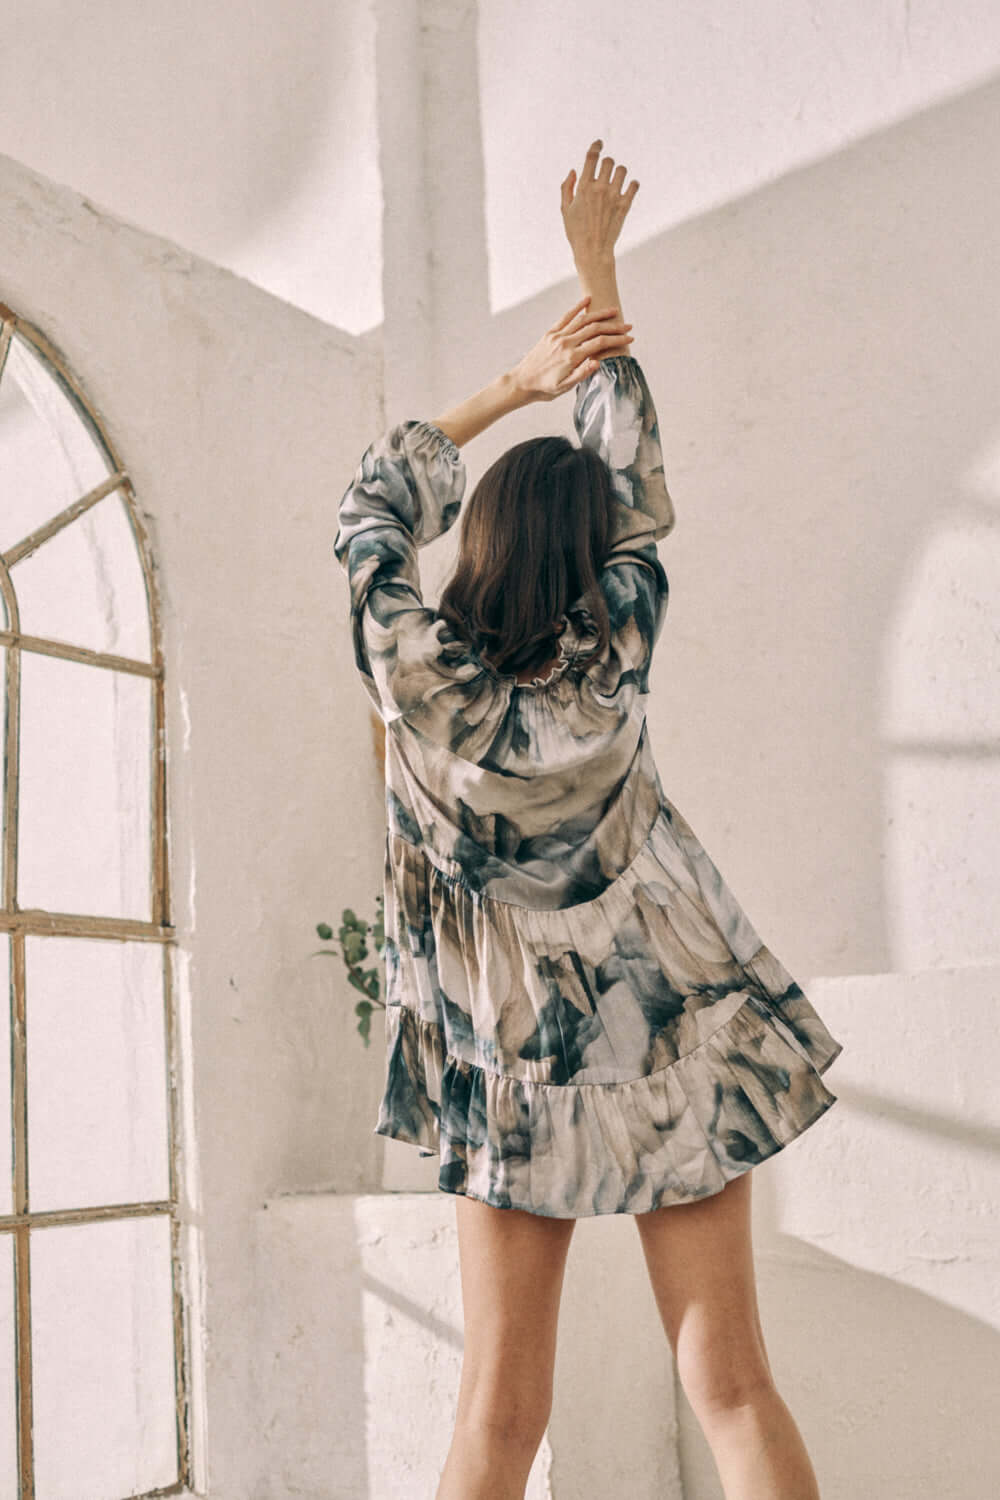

{"left": 553, "top": 354, "right": 598, "bottom": 397}
{"left": 574, "top": 320, "right": 632, "bottom": 347}
{"left": 555, "top": 363, "right": 596, "bottom": 396}
{"left": 581, "top": 139, "right": 602, "bottom": 182}
{"left": 550, "top": 297, "right": 629, "bottom": 344}
{"left": 561, "top": 337, "right": 633, "bottom": 393}
{"left": 576, "top": 329, "right": 635, "bottom": 357}
{"left": 566, "top": 308, "right": 631, "bottom": 341}
{"left": 557, "top": 299, "right": 621, "bottom": 332}
{"left": 571, "top": 139, "right": 639, "bottom": 203}
{"left": 551, "top": 294, "right": 591, "bottom": 332}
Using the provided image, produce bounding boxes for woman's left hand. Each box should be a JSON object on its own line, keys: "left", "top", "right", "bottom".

{"left": 509, "top": 295, "right": 634, "bottom": 403}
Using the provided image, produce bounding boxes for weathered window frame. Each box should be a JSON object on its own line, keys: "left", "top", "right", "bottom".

{"left": 0, "top": 302, "right": 191, "bottom": 1498}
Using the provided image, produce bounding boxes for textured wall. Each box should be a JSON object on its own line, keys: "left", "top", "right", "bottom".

{"left": 7, "top": 2, "right": 1000, "bottom": 333}
{"left": 1, "top": 0, "right": 382, "bottom": 332}
{"left": 476, "top": 0, "right": 1000, "bottom": 314}
{"left": 253, "top": 1192, "right": 683, "bottom": 1499}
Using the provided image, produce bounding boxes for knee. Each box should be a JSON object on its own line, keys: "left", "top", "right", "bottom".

{"left": 469, "top": 1405, "right": 550, "bottom": 1455}
{"left": 677, "top": 1347, "right": 775, "bottom": 1421}
{"left": 458, "top": 1378, "right": 552, "bottom": 1451}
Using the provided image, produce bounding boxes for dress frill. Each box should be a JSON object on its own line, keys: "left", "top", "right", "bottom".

{"left": 374, "top": 824, "right": 844, "bottom": 1219}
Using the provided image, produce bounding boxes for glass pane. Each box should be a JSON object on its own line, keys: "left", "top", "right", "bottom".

{"left": 12, "top": 492, "right": 152, "bottom": 663}
{"left": 31, "top": 1215, "right": 178, "bottom": 1500}
{"left": 0, "top": 937, "right": 11, "bottom": 1217}
{"left": 26, "top": 935, "right": 169, "bottom": 1213}
{"left": 0, "top": 336, "right": 112, "bottom": 554}
{"left": 0, "top": 644, "right": 6, "bottom": 919}
{"left": 0, "top": 1237, "right": 16, "bottom": 1499}
{"left": 18, "top": 652, "right": 152, "bottom": 921}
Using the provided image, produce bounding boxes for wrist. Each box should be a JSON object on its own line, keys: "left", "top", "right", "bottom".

{"left": 498, "top": 366, "right": 537, "bottom": 409}
{"left": 572, "top": 257, "right": 623, "bottom": 319}
{"left": 432, "top": 369, "right": 533, "bottom": 447}
{"left": 573, "top": 250, "right": 616, "bottom": 272}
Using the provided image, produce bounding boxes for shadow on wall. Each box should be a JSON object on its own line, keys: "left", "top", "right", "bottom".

{"left": 0, "top": 0, "right": 360, "bottom": 265}
{"left": 410, "top": 34, "right": 1000, "bottom": 982}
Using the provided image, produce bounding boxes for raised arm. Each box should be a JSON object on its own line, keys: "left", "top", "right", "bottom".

{"left": 571, "top": 353, "right": 674, "bottom": 692}
{"left": 573, "top": 353, "right": 675, "bottom": 547}
{"left": 562, "top": 141, "right": 675, "bottom": 689}
{"left": 431, "top": 296, "right": 634, "bottom": 448}
{"left": 561, "top": 138, "right": 639, "bottom": 355}
{"left": 562, "top": 138, "right": 673, "bottom": 544}
{"left": 333, "top": 419, "right": 475, "bottom": 723}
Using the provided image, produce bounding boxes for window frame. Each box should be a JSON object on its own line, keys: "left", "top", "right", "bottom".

{"left": 0, "top": 301, "right": 192, "bottom": 1498}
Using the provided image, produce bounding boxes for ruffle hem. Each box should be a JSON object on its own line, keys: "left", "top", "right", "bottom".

{"left": 373, "top": 961, "right": 843, "bottom": 1220}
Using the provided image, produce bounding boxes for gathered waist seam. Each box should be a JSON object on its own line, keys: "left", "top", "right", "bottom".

{"left": 387, "top": 793, "right": 664, "bottom": 915}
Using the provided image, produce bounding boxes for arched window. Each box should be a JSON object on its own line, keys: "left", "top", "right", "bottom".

{"left": 0, "top": 304, "right": 189, "bottom": 1498}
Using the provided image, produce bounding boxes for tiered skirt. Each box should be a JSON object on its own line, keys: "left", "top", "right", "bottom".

{"left": 374, "top": 795, "right": 843, "bottom": 1219}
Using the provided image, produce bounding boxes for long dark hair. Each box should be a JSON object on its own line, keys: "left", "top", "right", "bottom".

{"left": 437, "top": 435, "right": 614, "bottom": 676}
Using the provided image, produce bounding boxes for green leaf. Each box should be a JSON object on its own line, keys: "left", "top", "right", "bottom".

{"left": 325, "top": 896, "right": 388, "bottom": 1046}
{"left": 342, "top": 932, "right": 367, "bottom": 965}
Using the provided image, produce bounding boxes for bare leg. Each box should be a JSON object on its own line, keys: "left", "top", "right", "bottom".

{"left": 635, "top": 1170, "right": 821, "bottom": 1500}
{"left": 436, "top": 1193, "right": 577, "bottom": 1500}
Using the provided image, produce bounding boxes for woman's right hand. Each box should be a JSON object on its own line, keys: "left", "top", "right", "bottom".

{"left": 560, "top": 139, "right": 639, "bottom": 265}
{"left": 509, "top": 296, "right": 633, "bottom": 402}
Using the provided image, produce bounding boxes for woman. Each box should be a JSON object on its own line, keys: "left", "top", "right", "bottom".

{"left": 334, "top": 139, "right": 843, "bottom": 1500}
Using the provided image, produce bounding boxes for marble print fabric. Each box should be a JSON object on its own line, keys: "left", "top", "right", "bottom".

{"left": 334, "top": 354, "right": 843, "bottom": 1218}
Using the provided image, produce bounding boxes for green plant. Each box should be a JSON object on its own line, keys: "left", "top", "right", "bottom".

{"left": 311, "top": 893, "right": 386, "bottom": 1046}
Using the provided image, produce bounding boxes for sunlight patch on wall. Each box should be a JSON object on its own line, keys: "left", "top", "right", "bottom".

{"left": 477, "top": 0, "right": 1000, "bottom": 314}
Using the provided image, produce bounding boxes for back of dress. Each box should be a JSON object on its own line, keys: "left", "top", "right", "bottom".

{"left": 335, "top": 354, "right": 844, "bottom": 1219}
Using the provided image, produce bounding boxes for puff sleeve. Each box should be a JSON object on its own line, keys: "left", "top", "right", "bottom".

{"left": 333, "top": 419, "right": 484, "bottom": 725}
{"left": 572, "top": 355, "right": 675, "bottom": 692}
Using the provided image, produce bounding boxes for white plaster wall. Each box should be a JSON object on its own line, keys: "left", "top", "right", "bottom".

{"left": 253, "top": 1192, "right": 682, "bottom": 1500}
{"left": 0, "top": 149, "right": 390, "bottom": 1498}
{"left": 8, "top": 3, "right": 1000, "bottom": 333}
{"left": 477, "top": 0, "right": 1000, "bottom": 311}
{"left": 2, "top": 0, "right": 382, "bottom": 333}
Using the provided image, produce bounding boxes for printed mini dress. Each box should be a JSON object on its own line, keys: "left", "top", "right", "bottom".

{"left": 334, "top": 353, "right": 844, "bottom": 1219}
